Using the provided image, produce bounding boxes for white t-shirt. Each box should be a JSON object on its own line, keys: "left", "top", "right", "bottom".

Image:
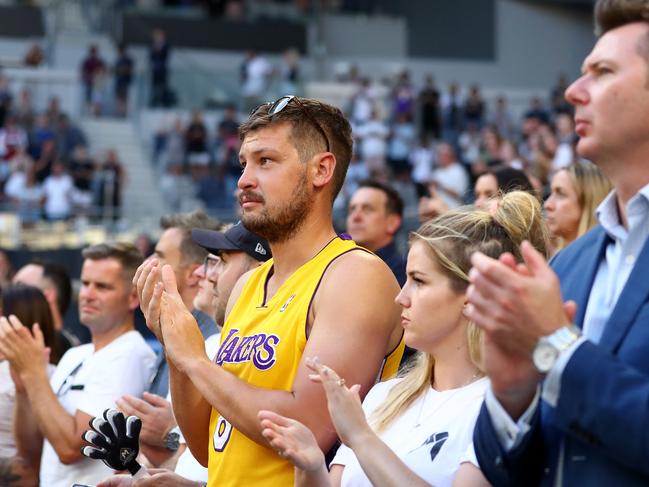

{"left": 332, "top": 377, "right": 488, "bottom": 487}
{"left": 431, "top": 163, "right": 469, "bottom": 208}
{"left": 43, "top": 174, "right": 73, "bottom": 218}
{"left": 40, "top": 331, "right": 156, "bottom": 487}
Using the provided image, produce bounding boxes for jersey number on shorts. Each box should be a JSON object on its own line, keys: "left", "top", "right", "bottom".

{"left": 213, "top": 415, "right": 233, "bottom": 452}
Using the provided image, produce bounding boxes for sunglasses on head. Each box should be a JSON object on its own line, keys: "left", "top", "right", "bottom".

{"left": 250, "top": 95, "right": 331, "bottom": 153}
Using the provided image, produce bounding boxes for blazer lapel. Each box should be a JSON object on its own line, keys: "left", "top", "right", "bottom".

{"left": 559, "top": 229, "right": 610, "bottom": 329}
{"left": 599, "top": 236, "right": 649, "bottom": 353}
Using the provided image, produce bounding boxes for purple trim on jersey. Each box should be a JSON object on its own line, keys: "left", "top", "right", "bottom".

{"left": 304, "top": 247, "right": 372, "bottom": 340}
{"left": 339, "top": 233, "right": 353, "bottom": 240}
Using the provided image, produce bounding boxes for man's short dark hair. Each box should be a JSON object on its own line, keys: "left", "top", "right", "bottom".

{"left": 82, "top": 242, "right": 144, "bottom": 282}
{"left": 595, "top": 0, "right": 649, "bottom": 79}
{"left": 160, "top": 210, "right": 221, "bottom": 266}
{"left": 357, "top": 180, "right": 404, "bottom": 218}
{"left": 239, "top": 97, "right": 354, "bottom": 202}
{"left": 41, "top": 262, "right": 72, "bottom": 315}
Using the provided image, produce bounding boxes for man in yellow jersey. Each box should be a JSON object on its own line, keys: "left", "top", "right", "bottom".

{"left": 134, "top": 96, "right": 405, "bottom": 487}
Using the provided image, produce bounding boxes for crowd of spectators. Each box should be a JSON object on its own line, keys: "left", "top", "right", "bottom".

{"left": 0, "top": 79, "right": 124, "bottom": 226}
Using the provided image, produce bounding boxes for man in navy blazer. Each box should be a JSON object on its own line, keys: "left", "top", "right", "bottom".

{"left": 466, "top": 1, "right": 649, "bottom": 485}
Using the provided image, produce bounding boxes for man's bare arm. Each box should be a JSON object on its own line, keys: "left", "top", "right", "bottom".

{"left": 164, "top": 252, "right": 401, "bottom": 450}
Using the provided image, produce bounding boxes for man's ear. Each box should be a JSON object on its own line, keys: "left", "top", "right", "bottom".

{"left": 127, "top": 284, "right": 139, "bottom": 312}
{"left": 310, "top": 152, "right": 336, "bottom": 190}
{"left": 386, "top": 214, "right": 402, "bottom": 236}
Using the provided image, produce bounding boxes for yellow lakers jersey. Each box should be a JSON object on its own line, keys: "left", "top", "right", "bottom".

{"left": 207, "top": 235, "right": 404, "bottom": 487}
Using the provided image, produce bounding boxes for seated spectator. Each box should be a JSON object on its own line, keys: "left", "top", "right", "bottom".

{"left": 259, "top": 190, "right": 548, "bottom": 487}
{"left": 387, "top": 113, "right": 416, "bottom": 180}
{"left": 185, "top": 110, "right": 210, "bottom": 178}
{"left": 42, "top": 161, "right": 74, "bottom": 220}
{"left": 12, "top": 88, "right": 35, "bottom": 130}
{"left": 429, "top": 142, "right": 469, "bottom": 208}
{"left": 0, "top": 115, "right": 28, "bottom": 161}
{"left": 4, "top": 162, "right": 44, "bottom": 225}
{"left": 409, "top": 135, "right": 435, "bottom": 187}
{"left": 473, "top": 166, "right": 535, "bottom": 210}
{"left": 463, "top": 84, "right": 485, "bottom": 129}
{"left": 418, "top": 75, "right": 441, "bottom": 140}
{"left": 23, "top": 43, "right": 44, "bottom": 67}
{"left": 56, "top": 114, "right": 87, "bottom": 162}
{"left": 95, "top": 149, "right": 124, "bottom": 221}
{"left": 544, "top": 161, "right": 612, "bottom": 252}
{"left": 68, "top": 145, "right": 96, "bottom": 215}
{"left": 355, "top": 109, "right": 389, "bottom": 177}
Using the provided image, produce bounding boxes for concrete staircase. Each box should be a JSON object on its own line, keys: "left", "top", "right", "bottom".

{"left": 79, "top": 117, "right": 165, "bottom": 229}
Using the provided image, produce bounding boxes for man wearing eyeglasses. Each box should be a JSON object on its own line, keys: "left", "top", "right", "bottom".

{"left": 136, "top": 96, "right": 405, "bottom": 487}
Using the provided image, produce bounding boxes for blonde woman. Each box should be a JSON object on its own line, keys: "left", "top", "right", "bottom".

{"left": 259, "top": 191, "right": 549, "bottom": 487}
{"left": 544, "top": 161, "right": 612, "bottom": 252}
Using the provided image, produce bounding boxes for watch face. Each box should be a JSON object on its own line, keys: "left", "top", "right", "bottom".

{"left": 533, "top": 342, "right": 558, "bottom": 373}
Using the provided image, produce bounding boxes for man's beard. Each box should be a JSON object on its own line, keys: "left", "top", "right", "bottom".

{"left": 240, "top": 170, "right": 311, "bottom": 244}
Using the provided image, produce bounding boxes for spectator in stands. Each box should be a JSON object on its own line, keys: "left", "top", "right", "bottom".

{"left": 278, "top": 47, "right": 300, "bottom": 95}
{"left": 134, "top": 233, "right": 154, "bottom": 259}
{"left": 550, "top": 73, "right": 572, "bottom": 115}
{"left": 418, "top": 74, "right": 441, "bottom": 140}
{"left": 355, "top": 109, "right": 389, "bottom": 178}
{"left": 487, "top": 95, "right": 515, "bottom": 141}
{"left": 551, "top": 112, "right": 577, "bottom": 170}
{"left": 56, "top": 114, "right": 87, "bottom": 162}
{"left": 213, "top": 104, "right": 240, "bottom": 208}
{"left": 23, "top": 43, "right": 44, "bottom": 67}
{"left": 387, "top": 113, "right": 416, "bottom": 181}
{"left": 13, "top": 88, "right": 35, "bottom": 130}
{"left": 499, "top": 139, "right": 524, "bottom": 170}
{"left": 240, "top": 49, "right": 272, "bottom": 112}
{"left": 0, "top": 76, "right": 13, "bottom": 127}
{"left": 185, "top": 110, "right": 210, "bottom": 178}
{"left": 0, "top": 115, "right": 28, "bottom": 161}
{"left": 473, "top": 166, "right": 535, "bottom": 210}
{"left": 4, "top": 161, "right": 44, "bottom": 226}
{"left": 80, "top": 44, "right": 106, "bottom": 113}
{"left": 42, "top": 161, "right": 73, "bottom": 221}
{"left": 346, "top": 180, "right": 406, "bottom": 286}
{"left": 95, "top": 149, "right": 124, "bottom": 221}
{"left": 13, "top": 260, "right": 83, "bottom": 351}
{"left": 429, "top": 142, "right": 469, "bottom": 208}
{"left": 114, "top": 43, "right": 134, "bottom": 117}
{"left": 28, "top": 114, "right": 55, "bottom": 162}
{"left": 45, "top": 97, "right": 62, "bottom": 128}
{"left": 391, "top": 70, "right": 416, "bottom": 120}
{"left": 150, "top": 28, "right": 171, "bottom": 107}
{"left": 524, "top": 95, "right": 550, "bottom": 124}
{"left": 410, "top": 135, "right": 435, "bottom": 188}
{"left": 441, "top": 82, "right": 463, "bottom": 145}
{"left": 2, "top": 243, "right": 155, "bottom": 487}
{"left": 91, "top": 64, "right": 113, "bottom": 116}
{"left": 68, "top": 145, "right": 95, "bottom": 215}
{"left": 463, "top": 84, "right": 485, "bottom": 129}
{"left": 544, "top": 161, "right": 612, "bottom": 252}
{"left": 0, "top": 285, "right": 61, "bottom": 486}
{"left": 159, "top": 116, "right": 185, "bottom": 167}
{"left": 348, "top": 78, "right": 375, "bottom": 125}
{"left": 480, "top": 125, "right": 503, "bottom": 167}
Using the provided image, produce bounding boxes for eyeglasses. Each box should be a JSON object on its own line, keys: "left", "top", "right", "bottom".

{"left": 251, "top": 95, "right": 331, "bottom": 153}
{"left": 203, "top": 255, "right": 220, "bottom": 275}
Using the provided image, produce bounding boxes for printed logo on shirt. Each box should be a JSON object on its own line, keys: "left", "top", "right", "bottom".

{"left": 215, "top": 328, "right": 280, "bottom": 371}
{"left": 279, "top": 294, "right": 296, "bottom": 313}
{"left": 423, "top": 432, "right": 449, "bottom": 462}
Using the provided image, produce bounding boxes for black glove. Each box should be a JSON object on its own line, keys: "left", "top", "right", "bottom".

{"left": 81, "top": 408, "right": 143, "bottom": 476}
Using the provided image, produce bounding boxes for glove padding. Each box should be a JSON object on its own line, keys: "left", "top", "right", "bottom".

{"left": 81, "top": 408, "right": 143, "bottom": 476}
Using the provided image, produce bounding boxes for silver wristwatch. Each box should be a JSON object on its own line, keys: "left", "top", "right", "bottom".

{"left": 532, "top": 325, "right": 581, "bottom": 373}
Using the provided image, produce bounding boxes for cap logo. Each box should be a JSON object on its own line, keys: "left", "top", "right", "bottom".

{"left": 255, "top": 243, "right": 267, "bottom": 255}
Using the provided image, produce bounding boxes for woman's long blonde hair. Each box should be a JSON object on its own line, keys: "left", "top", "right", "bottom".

{"left": 554, "top": 161, "right": 612, "bottom": 250}
{"left": 369, "top": 191, "right": 549, "bottom": 432}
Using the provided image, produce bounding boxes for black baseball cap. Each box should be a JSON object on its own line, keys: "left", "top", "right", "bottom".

{"left": 191, "top": 222, "right": 271, "bottom": 262}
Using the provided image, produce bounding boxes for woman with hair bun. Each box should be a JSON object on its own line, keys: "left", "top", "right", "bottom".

{"left": 259, "top": 191, "right": 549, "bottom": 487}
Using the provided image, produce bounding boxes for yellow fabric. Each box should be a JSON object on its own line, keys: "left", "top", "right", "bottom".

{"left": 207, "top": 236, "right": 403, "bottom": 486}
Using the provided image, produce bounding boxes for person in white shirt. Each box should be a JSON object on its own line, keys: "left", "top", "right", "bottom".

{"left": 0, "top": 242, "right": 155, "bottom": 487}
{"left": 42, "top": 161, "right": 74, "bottom": 220}
{"left": 258, "top": 191, "right": 549, "bottom": 487}
{"left": 430, "top": 143, "right": 468, "bottom": 209}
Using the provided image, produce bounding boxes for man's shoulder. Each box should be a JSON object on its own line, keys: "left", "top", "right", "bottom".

{"left": 551, "top": 225, "right": 605, "bottom": 271}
